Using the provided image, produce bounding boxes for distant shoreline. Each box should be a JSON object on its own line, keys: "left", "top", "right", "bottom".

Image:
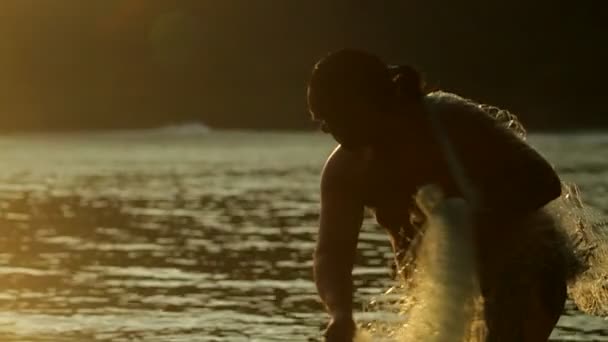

{"left": 1, "top": 126, "right": 608, "bottom": 136}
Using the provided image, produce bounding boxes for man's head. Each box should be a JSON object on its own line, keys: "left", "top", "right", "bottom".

{"left": 307, "top": 49, "right": 396, "bottom": 148}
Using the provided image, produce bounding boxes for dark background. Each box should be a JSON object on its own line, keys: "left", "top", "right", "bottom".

{"left": 0, "top": 0, "right": 605, "bottom": 132}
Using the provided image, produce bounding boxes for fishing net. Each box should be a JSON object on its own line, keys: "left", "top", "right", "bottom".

{"left": 550, "top": 182, "right": 608, "bottom": 316}
{"left": 478, "top": 98, "right": 608, "bottom": 316}
{"left": 358, "top": 185, "right": 480, "bottom": 341}
{"left": 355, "top": 95, "right": 608, "bottom": 341}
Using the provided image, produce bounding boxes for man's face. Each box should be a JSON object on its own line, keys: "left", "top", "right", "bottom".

{"left": 315, "top": 103, "right": 375, "bottom": 150}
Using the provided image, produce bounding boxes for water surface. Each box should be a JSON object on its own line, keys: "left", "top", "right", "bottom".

{"left": 0, "top": 129, "right": 606, "bottom": 341}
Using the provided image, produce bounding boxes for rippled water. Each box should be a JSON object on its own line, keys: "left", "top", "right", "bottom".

{"left": 0, "top": 130, "right": 606, "bottom": 341}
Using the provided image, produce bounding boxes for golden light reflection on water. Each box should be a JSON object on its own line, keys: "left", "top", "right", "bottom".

{"left": 0, "top": 131, "right": 606, "bottom": 341}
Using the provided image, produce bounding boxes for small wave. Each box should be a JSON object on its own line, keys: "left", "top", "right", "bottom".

{"left": 76, "top": 122, "right": 212, "bottom": 141}
{"left": 147, "top": 122, "right": 211, "bottom": 136}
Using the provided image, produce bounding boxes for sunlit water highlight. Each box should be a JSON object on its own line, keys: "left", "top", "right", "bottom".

{"left": 0, "top": 130, "right": 606, "bottom": 341}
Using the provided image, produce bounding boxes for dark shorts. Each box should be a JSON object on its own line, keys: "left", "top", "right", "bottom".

{"left": 473, "top": 208, "right": 576, "bottom": 340}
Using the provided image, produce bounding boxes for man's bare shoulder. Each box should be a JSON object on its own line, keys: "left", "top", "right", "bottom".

{"left": 321, "top": 145, "right": 370, "bottom": 192}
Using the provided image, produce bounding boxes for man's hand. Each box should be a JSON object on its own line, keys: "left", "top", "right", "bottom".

{"left": 324, "top": 315, "right": 356, "bottom": 342}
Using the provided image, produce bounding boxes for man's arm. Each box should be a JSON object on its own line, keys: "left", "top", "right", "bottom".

{"left": 446, "top": 103, "right": 562, "bottom": 215}
{"left": 314, "top": 147, "right": 365, "bottom": 339}
{"left": 474, "top": 115, "right": 562, "bottom": 214}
